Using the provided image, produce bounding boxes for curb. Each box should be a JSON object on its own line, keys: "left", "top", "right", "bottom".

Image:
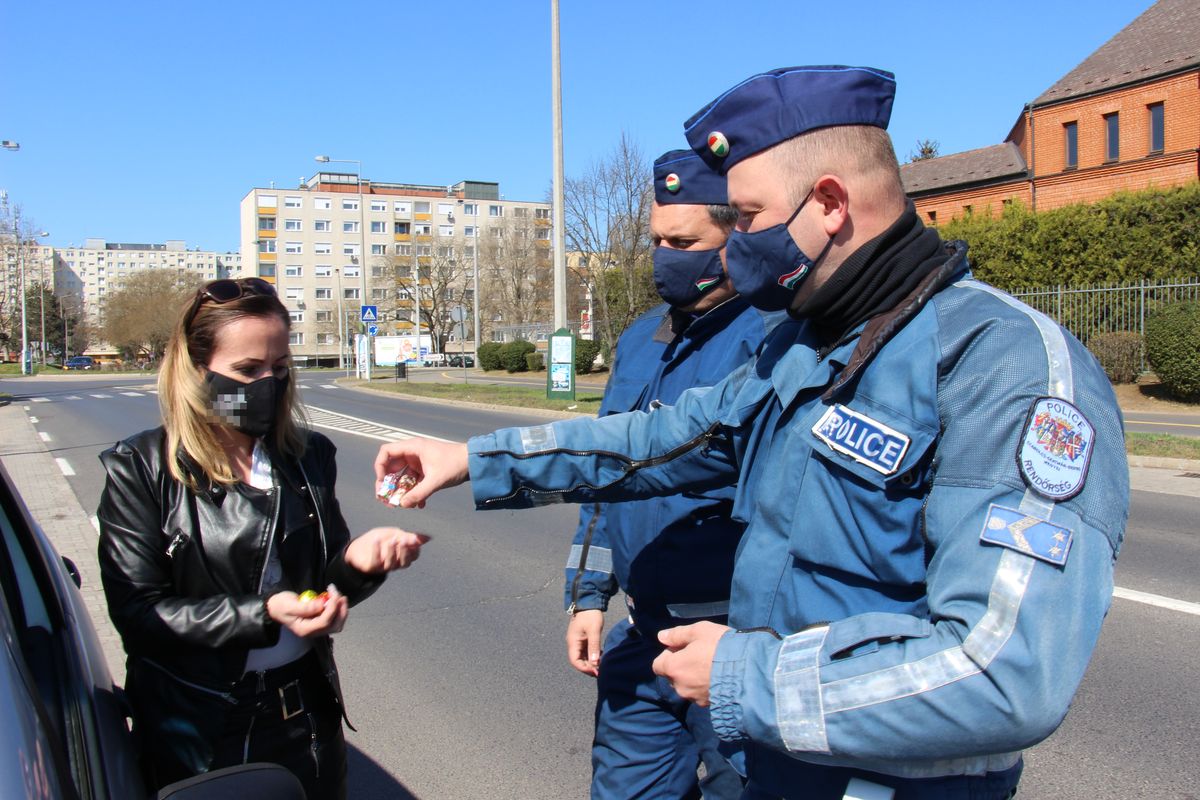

{"left": 1127, "top": 455, "right": 1200, "bottom": 471}
{"left": 333, "top": 378, "right": 591, "bottom": 420}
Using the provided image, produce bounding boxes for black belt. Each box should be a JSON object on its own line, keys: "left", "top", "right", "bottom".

{"left": 233, "top": 650, "right": 323, "bottom": 721}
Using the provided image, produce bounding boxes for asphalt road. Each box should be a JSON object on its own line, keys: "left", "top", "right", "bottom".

{"left": 2, "top": 373, "right": 1198, "bottom": 799}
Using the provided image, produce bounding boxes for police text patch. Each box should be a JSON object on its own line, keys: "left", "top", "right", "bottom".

{"left": 1017, "top": 397, "right": 1095, "bottom": 501}
{"left": 980, "top": 504, "right": 1074, "bottom": 567}
{"left": 811, "top": 404, "right": 911, "bottom": 475}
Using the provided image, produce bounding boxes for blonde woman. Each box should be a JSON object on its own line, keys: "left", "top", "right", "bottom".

{"left": 97, "top": 278, "right": 427, "bottom": 799}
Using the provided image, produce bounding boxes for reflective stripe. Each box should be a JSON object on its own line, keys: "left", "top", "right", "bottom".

{"left": 775, "top": 625, "right": 830, "bottom": 754}
{"left": 519, "top": 423, "right": 558, "bottom": 454}
{"left": 565, "top": 544, "right": 612, "bottom": 574}
{"left": 666, "top": 600, "right": 730, "bottom": 619}
{"left": 954, "top": 281, "right": 1074, "bottom": 402}
{"left": 1018, "top": 488, "right": 1054, "bottom": 521}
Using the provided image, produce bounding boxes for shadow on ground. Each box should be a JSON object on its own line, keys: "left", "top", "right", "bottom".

{"left": 348, "top": 745, "right": 421, "bottom": 799}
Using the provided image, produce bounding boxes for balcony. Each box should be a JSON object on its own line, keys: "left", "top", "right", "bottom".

{"left": 257, "top": 229, "right": 277, "bottom": 238}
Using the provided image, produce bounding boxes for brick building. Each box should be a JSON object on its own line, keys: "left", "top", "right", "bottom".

{"left": 902, "top": 0, "right": 1199, "bottom": 223}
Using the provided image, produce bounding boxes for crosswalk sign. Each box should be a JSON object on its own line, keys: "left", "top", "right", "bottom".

{"left": 360, "top": 305, "right": 378, "bottom": 323}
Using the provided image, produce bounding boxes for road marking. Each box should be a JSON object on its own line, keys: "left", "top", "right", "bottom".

{"left": 1113, "top": 586, "right": 1200, "bottom": 616}
{"left": 55, "top": 458, "right": 75, "bottom": 477}
{"left": 64, "top": 395, "right": 82, "bottom": 400}
{"left": 320, "top": 384, "right": 339, "bottom": 389}
{"left": 121, "top": 391, "right": 145, "bottom": 397}
{"left": 32, "top": 397, "right": 50, "bottom": 403}
{"left": 90, "top": 393, "right": 112, "bottom": 399}
{"left": 1126, "top": 419, "right": 1200, "bottom": 430}
{"left": 90, "top": 515, "right": 100, "bottom": 534}
{"left": 304, "top": 405, "right": 457, "bottom": 444}
{"left": 23, "top": 405, "right": 30, "bottom": 411}
{"left": 39, "top": 431, "right": 52, "bottom": 442}
{"left": 28, "top": 416, "right": 38, "bottom": 424}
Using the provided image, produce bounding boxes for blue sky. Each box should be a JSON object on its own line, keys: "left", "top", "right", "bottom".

{"left": 1, "top": 0, "right": 1149, "bottom": 253}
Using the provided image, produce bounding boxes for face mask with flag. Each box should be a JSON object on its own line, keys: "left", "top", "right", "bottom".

{"left": 652, "top": 245, "right": 727, "bottom": 309}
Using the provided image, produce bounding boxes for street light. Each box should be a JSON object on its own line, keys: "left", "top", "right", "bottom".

{"left": 315, "top": 155, "right": 368, "bottom": 377}
{"left": 34, "top": 230, "right": 49, "bottom": 365}
{"left": 456, "top": 199, "right": 481, "bottom": 354}
{"left": 1, "top": 140, "right": 18, "bottom": 151}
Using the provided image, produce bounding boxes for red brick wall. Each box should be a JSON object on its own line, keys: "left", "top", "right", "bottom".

{"left": 913, "top": 182, "right": 1030, "bottom": 225}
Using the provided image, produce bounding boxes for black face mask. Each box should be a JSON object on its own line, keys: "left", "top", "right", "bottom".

{"left": 205, "top": 370, "right": 288, "bottom": 438}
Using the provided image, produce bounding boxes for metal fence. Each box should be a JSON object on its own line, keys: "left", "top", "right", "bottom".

{"left": 1008, "top": 278, "right": 1200, "bottom": 361}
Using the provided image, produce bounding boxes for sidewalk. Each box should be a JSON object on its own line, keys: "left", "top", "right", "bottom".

{"left": 0, "top": 403, "right": 126, "bottom": 680}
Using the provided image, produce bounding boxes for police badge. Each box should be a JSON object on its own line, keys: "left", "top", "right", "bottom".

{"left": 1016, "top": 397, "right": 1095, "bottom": 501}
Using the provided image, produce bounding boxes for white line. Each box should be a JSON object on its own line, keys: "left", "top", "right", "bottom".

{"left": 23, "top": 405, "right": 30, "bottom": 411}
{"left": 90, "top": 393, "right": 112, "bottom": 399}
{"left": 304, "top": 405, "right": 457, "bottom": 443}
{"left": 64, "top": 395, "right": 82, "bottom": 400}
{"left": 1113, "top": 586, "right": 1200, "bottom": 616}
{"left": 90, "top": 515, "right": 100, "bottom": 534}
{"left": 39, "top": 431, "right": 52, "bottom": 442}
{"left": 28, "top": 416, "right": 38, "bottom": 424}
{"left": 55, "top": 458, "right": 75, "bottom": 477}
{"left": 120, "top": 391, "right": 145, "bottom": 397}
{"left": 32, "top": 397, "right": 51, "bottom": 403}
{"left": 320, "top": 384, "right": 338, "bottom": 389}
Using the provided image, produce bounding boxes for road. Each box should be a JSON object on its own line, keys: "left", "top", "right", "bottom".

{"left": 2, "top": 372, "right": 1198, "bottom": 799}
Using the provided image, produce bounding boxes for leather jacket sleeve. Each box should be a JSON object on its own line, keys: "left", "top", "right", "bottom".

{"left": 97, "top": 439, "right": 281, "bottom": 654}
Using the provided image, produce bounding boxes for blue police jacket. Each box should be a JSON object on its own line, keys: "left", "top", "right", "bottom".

{"left": 565, "top": 297, "right": 780, "bottom": 637}
{"left": 466, "top": 244, "right": 1129, "bottom": 796}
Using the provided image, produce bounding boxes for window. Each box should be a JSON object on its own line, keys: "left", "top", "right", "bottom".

{"left": 257, "top": 195, "right": 277, "bottom": 208}
{"left": 343, "top": 266, "right": 360, "bottom": 277}
{"left": 372, "top": 288, "right": 389, "bottom": 300}
{"left": 284, "top": 219, "right": 302, "bottom": 231}
{"left": 316, "top": 310, "right": 333, "bottom": 322}
{"left": 284, "top": 242, "right": 303, "bottom": 254}
{"left": 1104, "top": 112, "right": 1119, "bottom": 162}
{"left": 927, "top": 210, "right": 937, "bottom": 225}
{"left": 414, "top": 201, "right": 431, "bottom": 214}
{"left": 513, "top": 207, "right": 529, "bottom": 217}
{"left": 343, "top": 244, "right": 360, "bottom": 257}
{"left": 439, "top": 225, "right": 454, "bottom": 237}
{"left": 415, "top": 223, "right": 432, "bottom": 235}
{"left": 284, "top": 196, "right": 302, "bottom": 208}
{"left": 417, "top": 245, "right": 432, "bottom": 256}
{"left": 394, "top": 221, "right": 410, "bottom": 235}
{"left": 285, "top": 287, "right": 303, "bottom": 301}
{"left": 396, "top": 244, "right": 412, "bottom": 256}
{"left": 317, "top": 333, "right": 335, "bottom": 345}
{"left": 314, "top": 197, "right": 332, "bottom": 210}
{"left": 464, "top": 225, "right": 476, "bottom": 238}
{"left": 438, "top": 202, "right": 454, "bottom": 216}
{"left": 315, "top": 265, "right": 333, "bottom": 277}
{"left": 289, "top": 332, "right": 304, "bottom": 345}
{"left": 535, "top": 208, "right": 550, "bottom": 220}
{"left": 258, "top": 264, "right": 276, "bottom": 277}
{"left": 963, "top": 205, "right": 973, "bottom": 216}
{"left": 315, "top": 288, "right": 332, "bottom": 300}
{"left": 464, "top": 245, "right": 475, "bottom": 258}
{"left": 315, "top": 243, "right": 332, "bottom": 255}
{"left": 463, "top": 203, "right": 477, "bottom": 216}
{"left": 370, "top": 220, "right": 387, "bottom": 234}
{"left": 535, "top": 227, "right": 550, "bottom": 240}
{"left": 372, "top": 266, "right": 387, "bottom": 277}
{"left": 488, "top": 205, "right": 503, "bottom": 217}
{"left": 258, "top": 240, "right": 276, "bottom": 253}
{"left": 489, "top": 227, "right": 503, "bottom": 238}
{"left": 342, "top": 198, "right": 359, "bottom": 211}
{"left": 437, "top": 246, "right": 454, "bottom": 258}
{"left": 370, "top": 244, "right": 386, "bottom": 255}
{"left": 343, "top": 221, "right": 360, "bottom": 233}
{"left": 370, "top": 200, "right": 387, "bottom": 212}
{"left": 393, "top": 201, "right": 411, "bottom": 214}
{"left": 258, "top": 216, "right": 276, "bottom": 230}
{"left": 1064, "top": 121, "right": 1078, "bottom": 170}
{"left": 289, "top": 311, "right": 304, "bottom": 323}
{"left": 284, "top": 265, "right": 303, "bottom": 277}
{"left": 314, "top": 219, "right": 331, "bottom": 232}
{"left": 1148, "top": 102, "right": 1164, "bottom": 154}
{"left": 344, "top": 288, "right": 360, "bottom": 300}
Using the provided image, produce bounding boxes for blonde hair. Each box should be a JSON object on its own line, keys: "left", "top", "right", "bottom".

{"left": 158, "top": 289, "right": 307, "bottom": 489}
{"left": 770, "top": 125, "right": 906, "bottom": 209}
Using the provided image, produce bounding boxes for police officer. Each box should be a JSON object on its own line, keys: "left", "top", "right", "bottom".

{"left": 377, "top": 66, "right": 1129, "bottom": 799}
{"left": 566, "top": 149, "right": 778, "bottom": 799}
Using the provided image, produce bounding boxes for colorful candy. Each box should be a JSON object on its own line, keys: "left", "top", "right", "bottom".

{"left": 377, "top": 467, "right": 418, "bottom": 506}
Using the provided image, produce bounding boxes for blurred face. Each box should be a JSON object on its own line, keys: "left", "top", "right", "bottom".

{"left": 205, "top": 315, "right": 290, "bottom": 384}
{"left": 650, "top": 201, "right": 729, "bottom": 253}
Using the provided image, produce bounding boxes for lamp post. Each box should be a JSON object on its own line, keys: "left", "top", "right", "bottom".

{"left": 16, "top": 208, "right": 28, "bottom": 374}
{"left": 456, "top": 199, "right": 481, "bottom": 356}
{"left": 34, "top": 230, "right": 49, "bottom": 364}
{"left": 315, "top": 155, "right": 368, "bottom": 377}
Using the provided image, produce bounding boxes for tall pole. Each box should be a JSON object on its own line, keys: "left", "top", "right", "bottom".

{"left": 336, "top": 267, "right": 348, "bottom": 375}
{"left": 38, "top": 255, "right": 46, "bottom": 365}
{"left": 17, "top": 209, "right": 29, "bottom": 375}
{"left": 550, "top": 0, "right": 567, "bottom": 331}
{"left": 413, "top": 228, "right": 422, "bottom": 363}
{"left": 358, "top": 168, "right": 369, "bottom": 379}
{"left": 472, "top": 224, "right": 480, "bottom": 352}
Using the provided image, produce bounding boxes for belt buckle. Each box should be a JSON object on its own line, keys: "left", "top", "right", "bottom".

{"left": 277, "top": 680, "right": 304, "bottom": 721}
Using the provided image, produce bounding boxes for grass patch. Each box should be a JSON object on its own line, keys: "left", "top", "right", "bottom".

{"left": 0, "top": 363, "right": 41, "bottom": 375}
{"left": 348, "top": 379, "right": 604, "bottom": 413}
{"left": 1126, "top": 432, "right": 1200, "bottom": 460}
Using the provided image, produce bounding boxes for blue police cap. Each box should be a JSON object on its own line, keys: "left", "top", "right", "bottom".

{"left": 653, "top": 149, "right": 727, "bottom": 206}
{"left": 683, "top": 66, "right": 896, "bottom": 173}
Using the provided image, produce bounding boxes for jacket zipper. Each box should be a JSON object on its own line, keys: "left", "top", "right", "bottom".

{"left": 141, "top": 657, "right": 237, "bottom": 704}
{"left": 478, "top": 421, "right": 724, "bottom": 507}
{"left": 567, "top": 504, "right": 602, "bottom": 613}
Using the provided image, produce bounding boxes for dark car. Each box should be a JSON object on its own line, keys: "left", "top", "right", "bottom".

{"left": 448, "top": 354, "right": 475, "bottom": 368}
{"left": 0, "top": 461, "right": 304, "bottom": 799}
{"left": 64, "top": 356, "right": 95, "bottom": 370}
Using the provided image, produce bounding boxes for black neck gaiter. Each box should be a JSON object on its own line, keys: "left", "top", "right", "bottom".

{"left": 791, "top": 202, "right": 947, "bottom": 347}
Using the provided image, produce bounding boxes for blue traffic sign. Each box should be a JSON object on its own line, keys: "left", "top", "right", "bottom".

{"left": 360, "top": 305, "right": 378, "bottom": 323}
{"left": 368, "top": 324, "right": 379, "bottom": 336}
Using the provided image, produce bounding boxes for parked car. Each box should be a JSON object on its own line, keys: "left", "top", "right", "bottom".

{"left": 64, "top": 356, "right": 95, "bottom": 370}
{"left": 421, "top": 353, "right": 447, "bottom": 367}
{"left": 448, "top": 354, "right": 475, "bottom": 368}
{"left": 0, "top": 460, "right": 304, "bottom": 799}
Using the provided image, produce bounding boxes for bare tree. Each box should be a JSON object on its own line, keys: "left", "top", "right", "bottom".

{"left": 0, "top": 200, "right": 45, "bottom": 358}
{"left": 102, "top": 270, "right": 201, "bottom": 361}
{"left": 388, "top": 232, "right": 472, "bottom": 352}
{"left": 907, "top": 138, "right": 941, "bottom": 163}
{"left": 564, "top": 132, "right": 656, "bottom": 356}
{"left": 477, "top": 214, "right": 552, "bottom": 341}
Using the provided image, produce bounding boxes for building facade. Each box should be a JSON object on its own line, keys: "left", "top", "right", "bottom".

{"left": 239, "top": 173, "right": 552, "bottom": 365}
{"left": 902, "top": 0, "right": 1199, "bottom": 223}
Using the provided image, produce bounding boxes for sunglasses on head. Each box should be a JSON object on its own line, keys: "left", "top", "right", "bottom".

{"left": 185, "top": 278, "right": 277, "bottom": 330}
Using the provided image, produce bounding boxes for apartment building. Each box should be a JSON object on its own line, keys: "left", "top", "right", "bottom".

{"left": 52, "top": 239, "right": 240, "bottom": 327}
{"left": 902, "top": 0, "right": 1199, "bottom": 222}
{"left": 239, "top": 172, "right": 552, "bottom": 365}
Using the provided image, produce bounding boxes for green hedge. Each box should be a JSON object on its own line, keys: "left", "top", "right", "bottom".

{"left": 501, "top": 340, "right": 536, "bottom": 373}
{"left": 938, "top": 184, "right": 1200, "bottom": 289}
{"left": 1145, "top": 303, "right": 1200, "bottom": 400}
{"left": 477, "top": 342, "right": 504, "bottom": 371}
{"left": 1087, "top": 332, "right": 1143, "bottom": 384}
{"left": 575, "top": 337, "right": 601, "bottom": 374}
{"left": 525, "top": 351, "right": 544, "bottom": 371}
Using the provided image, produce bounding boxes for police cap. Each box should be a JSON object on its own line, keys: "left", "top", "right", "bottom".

{"left": 653, "top": 149, "right": 727, "bottom": 206}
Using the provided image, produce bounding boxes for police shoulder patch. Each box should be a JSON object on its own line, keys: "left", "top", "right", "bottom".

{"left": 1017, "top": 397, "right": 1095, "bottom": 501}
{"left": 811, "top": 404, "right": 911, "bottom": 476}
{"left": 980, "top": 504, "right": 1074, "bottom": 567}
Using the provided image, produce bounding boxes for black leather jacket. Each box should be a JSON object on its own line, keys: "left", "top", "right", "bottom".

{"left": 97, "top": 427, "right": 382, "bottom": 705}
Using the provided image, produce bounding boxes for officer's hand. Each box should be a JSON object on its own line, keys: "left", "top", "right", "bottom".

{"left": 346, "top": 527, "right": 432, "bottom": 573}
{"left": 267, "top": 585, "right": 349, "bottom": 638}
{"left": 566, "top": 609, "right": 605, "bottom": 677}
{"left": 374, "top": 439, "right": 470, "bottom": 509}
{"left": 652, "top": 622, "right": 730, "bottom": 706}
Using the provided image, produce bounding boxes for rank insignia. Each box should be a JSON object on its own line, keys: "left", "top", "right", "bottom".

{"left": 979, "top": 504, "right": 1074, "bottom": 567}
{"left": 1017, "top": 397, "right": 1095, "bottom": 501}
{"left": 708, "top": 131, "right": 730, "bottom": 158}
{"left": 811, "top": 404, "right": 910, "bottom": 475}
{"left": 665, "top": 173, "right": 681, "bottom": 193}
